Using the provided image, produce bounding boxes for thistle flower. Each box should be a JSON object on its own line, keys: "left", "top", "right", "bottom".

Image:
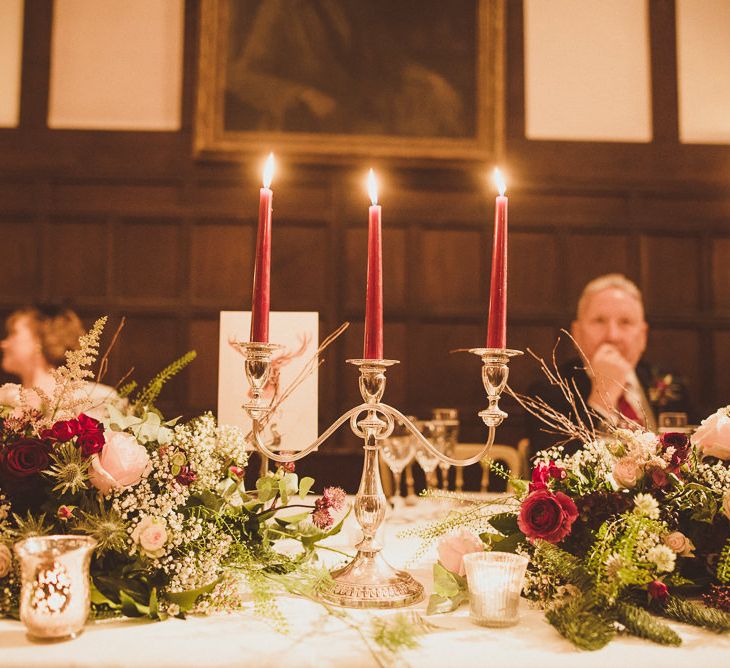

{"left": 46, "top": 443, "right": 90, "bottom": 495}
{"left": 76, "top": 506, "right": 128, "bottom": 554}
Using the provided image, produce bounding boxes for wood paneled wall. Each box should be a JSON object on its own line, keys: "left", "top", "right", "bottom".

{"left": 1, "top": 1, "right": 730, "bottom": 488}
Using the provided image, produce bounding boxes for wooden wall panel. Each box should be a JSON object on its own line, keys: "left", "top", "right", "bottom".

{"left": 187, "top": 317, "right": 218, "bottom": 412}
{"left": 1, "top": 2, "right": 730, "bottom": 489}
{"left": 712, "top": 237, "right": 730, "bottom": 314}
{"left": 0, "top": 220, "right": 40, "bottom": 297}
{"left": 113, "top": 220, "right": 182, "bottom": 299}
{"left": 191, "top": 222, "right": 252, "bottom": 304}
{"left": 271, "top": 226, "right": 328, "bottom": 310}
{"left": 564, "top": 234, "right": 631, "bottom": 308}
{"left": 419, "top": 230, "right": 483, "bottom": 314}
{"left": 713, "top": 331, "right": 730, "bottom": 405}
{"left": 640, "top": 234, "right": 701, "bottom": 316}
{"left": 46, "top": 220, "right": 107, "bottom": 297}
{"left": 509, "top": 232, "right": 559, "bottom": 314}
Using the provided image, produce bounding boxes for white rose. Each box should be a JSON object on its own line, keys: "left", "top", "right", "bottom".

{"left": 0, "top": 544, "right": 12, "bottom": 578}
{"left": 612, "top": 457, "right": 642, "bottom": 489}
{"left": 131, "top": 516, "right": 168, "bottom": 559}
{"left": 664, "top": 531, "right": 695, "bottom": 557}
{"left": 692, "top": 409, "right": 730, "bottom": 460}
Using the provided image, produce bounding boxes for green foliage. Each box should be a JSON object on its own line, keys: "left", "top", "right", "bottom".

{"left": 545, "top": 592, "right": 616, "bottom": 651}
{"left": 661, "top": 595, "right": 730, "bottom": 633}
{"left": 533, "top": 540, "right": 593, "bottom": 591}
{"left": 116, "top": 380, "right": 137, "bottom": 399}
{"left": 616, "top": 602, "right": 681, "bottom": 646}
{"left": 131, "top": 351, "right": 197, "bottom": 410}
{"left": 665, "top": 483, "right": 719, "bottom": 523}
{"left": 428, "top": 562, "right": 468, "bottom": 614}
{"left": 370, "top": 613, "right": 435, "bottom": 654}
{"left": 716, "top": 539, "right": 730, "bottom": 585}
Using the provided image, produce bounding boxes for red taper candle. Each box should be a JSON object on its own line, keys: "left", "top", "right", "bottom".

{"left": 363, "top": 169, "right": 383, "bottom": 359}
{"left": 250, "top": 153, "right": 274, "bottom": 343}
{"left": 486, "top": 168, "right": 508, "bottom": 349}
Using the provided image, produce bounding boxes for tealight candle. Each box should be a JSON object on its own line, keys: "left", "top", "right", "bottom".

{"left": 14, "top": 535, "right": 97, "bottom": 640}
{"left": 463, "top": 551, "right": 528, "bottom": 627}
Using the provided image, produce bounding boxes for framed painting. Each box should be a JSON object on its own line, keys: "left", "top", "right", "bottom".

{"left": 218, "top": 311, "right": 318, "bottom": 451}
{"left": 195, "top": 0, "right": 504, "bottom": 162}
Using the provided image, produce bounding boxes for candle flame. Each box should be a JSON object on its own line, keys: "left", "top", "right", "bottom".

{"left": 367, "top": 169, "right": 378, "bottom": 206}
{"left": 262, "top": 153, "right": 275, "bottom": 189}
{"left": 493, "top": 167, "right": 506, "bottom": 196}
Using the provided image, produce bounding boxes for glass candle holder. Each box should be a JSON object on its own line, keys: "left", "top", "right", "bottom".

{"left": 463, "top": 551, "right": 528, "bottom": 627}
{"left": 14, "top": 535, "right": 97, "bottom": 641}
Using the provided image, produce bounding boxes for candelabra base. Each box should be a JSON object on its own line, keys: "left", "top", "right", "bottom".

{"left": 318, "top": 551, "right": 424, "bottom": 609}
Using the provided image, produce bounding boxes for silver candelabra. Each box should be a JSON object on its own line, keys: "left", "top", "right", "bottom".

{"left": 238, "top": 342, "right": 522, "bottom": 608}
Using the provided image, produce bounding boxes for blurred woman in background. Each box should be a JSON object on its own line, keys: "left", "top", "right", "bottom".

{"left": 0, "top": 305, "right": 116, "bottom": 418}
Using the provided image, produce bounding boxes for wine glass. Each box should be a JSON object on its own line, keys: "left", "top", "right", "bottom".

{"left": 414, "top": 420, "right": 441, "bottom": 489}
{"left": 432, "top": 408, "right": 459, "bottom": 490}
{"left": 380, "top": 418, "right": 416, "bottom": 507}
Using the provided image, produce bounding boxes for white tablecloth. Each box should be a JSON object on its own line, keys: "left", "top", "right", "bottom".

{"left": 3, "top": 498, "right": 730, "bottom": 668}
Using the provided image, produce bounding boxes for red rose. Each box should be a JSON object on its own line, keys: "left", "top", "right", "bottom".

{"left": 41, "top": 418, "right": 80, "bottom": 443}
{"left": 0, "top": 438, "right": 52, "bottom": 480}
{"left": 648, "top": 580, "right": 669, "bottom": 602}
{"left": 518, "top": 488, "right": 579, "bottom": 544}
{"left": 75, "top": 414, "right": 105, "bottom": 458}
{"left": 660, "top": 432, "right": 690, "bottom": 469}
{"left": 529, "top": 462, "right": 566, "bottom": 492}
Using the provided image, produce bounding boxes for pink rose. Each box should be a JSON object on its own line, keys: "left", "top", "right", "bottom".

{"left": 89, "top": 431, "right": 151, "bottom": 495}
{"left": 131, "top": 516, "right": 168, "bottom": 559}
{"left": 663, "top": 531, "right": 695, "bottom": 557}
{"left": 437, "top": 529, "right": 484, "bottom": 576}
{"left": 692, "top": 409, "right": 730, "bottom": 460}
{"left": 612, "top": 457, "right": 642, "bottom": 489}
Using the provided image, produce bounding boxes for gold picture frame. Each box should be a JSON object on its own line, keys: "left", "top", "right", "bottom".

{"left": 195, "top": 0, "right": 504, "bottom": 163}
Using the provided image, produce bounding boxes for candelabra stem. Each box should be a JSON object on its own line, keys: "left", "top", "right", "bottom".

{"left": 317, "top": 359, "right": 423, "bottom": 608}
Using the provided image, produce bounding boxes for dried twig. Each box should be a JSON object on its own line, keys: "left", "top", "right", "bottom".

{"left": 95, "top": 316, "right": 126, "bottom": 384}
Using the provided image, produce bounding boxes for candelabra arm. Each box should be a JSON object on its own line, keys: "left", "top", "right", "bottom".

{"left": 383, "top": 406, "right": 497, "bottom": 466}
{"left": 248, "top": 403, "right": 379, "bottom": 463}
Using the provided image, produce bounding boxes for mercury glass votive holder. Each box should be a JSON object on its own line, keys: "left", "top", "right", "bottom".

{"left": 14, "top": 535, "right": 97, "bottom": 641}
{"left": 463, "top": 551, "right": 528, "bottom": 627}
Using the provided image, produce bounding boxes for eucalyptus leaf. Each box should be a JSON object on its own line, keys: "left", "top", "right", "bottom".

{"left": 427, "top": 591, "right": 467, "bottom": 615}
{"left": 489, "top": 512, "right": 520, "bottom": 535}
{"left": 166, "top": 578, "right": 221, "bottom": 612}
{"left": 298, "top": 476, "right": 315, "bottom": 498}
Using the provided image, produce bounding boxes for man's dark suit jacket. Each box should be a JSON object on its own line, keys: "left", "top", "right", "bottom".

{"left": 525, "top": 358, "right": 691, "bottom": 462}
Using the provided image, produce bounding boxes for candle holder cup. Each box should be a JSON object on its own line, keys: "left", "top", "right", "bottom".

{"left": 238, "top": 342, "right": 522, "bottom": 609}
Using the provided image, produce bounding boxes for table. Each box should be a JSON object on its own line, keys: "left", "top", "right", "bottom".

{"left": 3, "top": 498, "right": 730, "bottom": 668}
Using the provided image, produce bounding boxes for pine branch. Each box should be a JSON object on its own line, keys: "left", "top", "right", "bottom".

{"left": 616, "top": 601, "right": 681, "bottom": 646}
{"left": 716, "top": 538, "right": 730, "bottom": 585}
{"left": 545, "top": 594, "right": 615, "bottom": 651}
{"left": 661, "top": 595, "right": 730, "bottom": 633}
{"left": 534, "top": 540, "right": 593, "bottom": 590}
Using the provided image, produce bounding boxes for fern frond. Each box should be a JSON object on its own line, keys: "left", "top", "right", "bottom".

{"left": 132, "top": 351, "right": 197, "bottom": 409}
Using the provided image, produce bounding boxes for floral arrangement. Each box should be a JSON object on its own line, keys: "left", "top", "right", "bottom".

{"left": 0, "top": 317, "right": 347, "bottom": 621}
{"left": 418, "top": 404, "right": 730, "bottom": 650}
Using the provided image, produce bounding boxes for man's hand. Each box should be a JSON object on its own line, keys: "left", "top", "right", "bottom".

{"left": 587, "top": 343, "right": 632, "bottom": 411}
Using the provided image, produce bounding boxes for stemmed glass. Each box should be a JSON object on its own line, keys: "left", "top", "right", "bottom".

{"left": 380, "top": 417, "right": 416, "bottom": 507}
{"left": 414, "top": 420, "right": 441, "bottom": 489}
{"left": 432, "top": 408, "right": 459, "bottom": 490}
